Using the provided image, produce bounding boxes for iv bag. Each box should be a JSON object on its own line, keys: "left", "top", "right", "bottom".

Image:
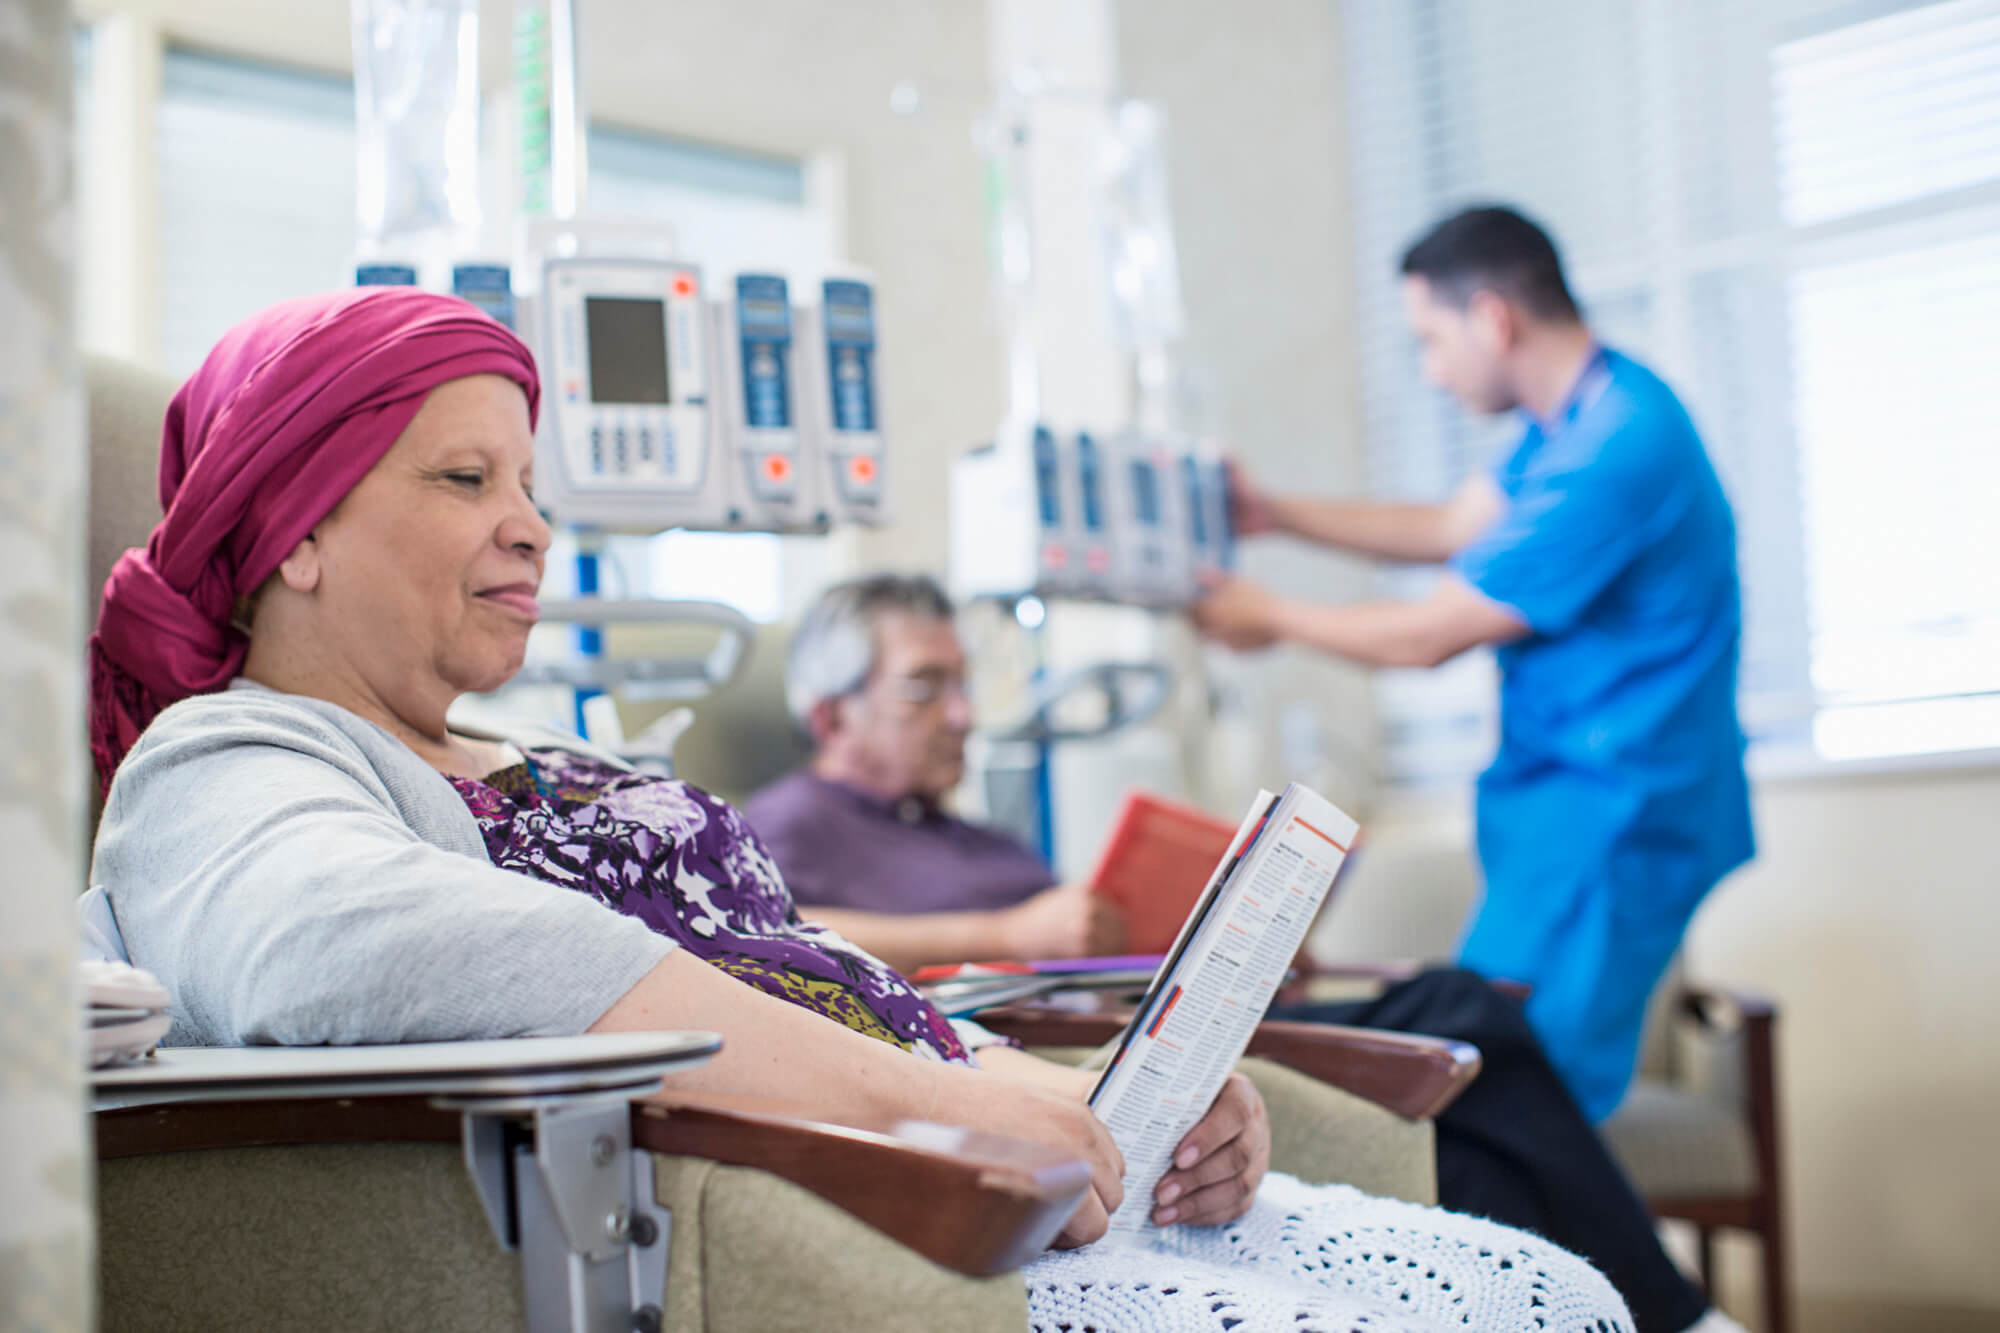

{"left": 1097, "top": 100, "right": 1186, "bottom": 349}
{"left": 351, "top": 0, "right": 481, "bottom": 250}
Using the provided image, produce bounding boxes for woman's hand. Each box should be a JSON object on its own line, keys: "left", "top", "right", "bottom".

{"left": 1152, "top": 1072, "right": 1269, "bottom": 1227}
{"left": 931, "top": 1061, "right": 1126, "bottom": 1248}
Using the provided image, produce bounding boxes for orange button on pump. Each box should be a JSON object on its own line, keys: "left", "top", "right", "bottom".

{"left": 671, "top": 274, "right": 697, "bottom": 298}
{"left": 848, "top": 455, "right": 878, "bottom": 484}
{"left": 761, "top": 453, "right": 793, "bottom": 482}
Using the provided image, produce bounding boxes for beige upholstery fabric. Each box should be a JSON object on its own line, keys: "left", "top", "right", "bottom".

{"left": 85, "top": 355, "right": 178, "bottom": 618}
{"left": 648, "top": 620, "right": 809, "bottom": 804}
{"left": 656, "top": 1155, "right": 1024, "bottom": 1332}
{"left": 99, "top": 1141, "right": 1026, "bottom": 1332}
{"left": 1030, "top": 1048, "right": 1437, "bottom": 1207}
{"left": 1600, "top": 1079, "right": 1758, "bottom": 1199}
{"left": 1245, "top": 1056, "right": 1436, "bottom": 1205}
{"left": 100, "top": 1143, "right": 528, "bottom": 1331}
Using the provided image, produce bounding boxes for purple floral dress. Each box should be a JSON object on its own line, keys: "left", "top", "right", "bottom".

{"left": 448, "top": 746, "right": 969, "bottom": 1063}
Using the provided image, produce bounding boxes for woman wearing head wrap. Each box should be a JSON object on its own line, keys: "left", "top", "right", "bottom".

{"left": 86, "top": 289, "right": 1632, "bottom": 1333}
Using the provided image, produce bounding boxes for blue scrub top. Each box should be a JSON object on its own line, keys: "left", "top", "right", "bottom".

{"left": 1451, "top": 346, "right": 1755, "bottom": 1119}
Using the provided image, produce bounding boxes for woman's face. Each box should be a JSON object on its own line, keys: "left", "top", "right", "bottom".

{"left": 304, "top": 373, "right": 550, "bottom": 705}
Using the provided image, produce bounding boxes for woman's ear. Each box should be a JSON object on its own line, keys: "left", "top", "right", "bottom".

{"left": 275, "top": 532, "right": 321, "bottom": 594}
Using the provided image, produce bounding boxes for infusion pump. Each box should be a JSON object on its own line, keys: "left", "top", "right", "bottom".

{"left": 532, "top": 255, "right": 723, "bottom": 530}
{"left": 518, "top": 240, "right": 888, "bottom": 534}
{"left": 951, "top": 422, "right": 1233, "bottom": 609}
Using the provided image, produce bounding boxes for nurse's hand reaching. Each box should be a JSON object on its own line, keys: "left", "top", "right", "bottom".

{"left": 1190, "top": 575, "right": 1287, "bottom": 651}
{"left": 1225, "top": 457, "right": 1285, "bottom": 538}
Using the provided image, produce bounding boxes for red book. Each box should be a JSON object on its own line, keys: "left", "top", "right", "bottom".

{"left": 1084, "top": 791, "right": 1243, "bottom": 954}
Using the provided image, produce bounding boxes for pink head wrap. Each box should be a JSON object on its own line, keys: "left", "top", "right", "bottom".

{"left": 89, "top": 286, "right": 541, "bottom": 795}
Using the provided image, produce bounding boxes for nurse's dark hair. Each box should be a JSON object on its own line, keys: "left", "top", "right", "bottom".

{"left": 1400, "top": 206, "right": 1581, "bottom": 323}
{"left": 785, "top": 573, "right": 956, "bottom": 732}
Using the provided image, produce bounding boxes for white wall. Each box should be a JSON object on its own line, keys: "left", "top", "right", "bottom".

{"left": 1692, "top": 766, "right": 2000, "bottom": 1326}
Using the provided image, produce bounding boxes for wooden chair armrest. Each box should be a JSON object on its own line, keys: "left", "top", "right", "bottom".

{"left": 976, "top": 1006, "right": 1481, "bottom": 1121}
{"left": 95, "top": 1092, "right": 1087, "bottom": 1279}
{"left": 635, "top": 1098, "right": 1089, "bottom": 1275}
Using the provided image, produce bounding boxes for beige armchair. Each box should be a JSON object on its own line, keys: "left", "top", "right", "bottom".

{"left": 84, "top": 352, "right": 1470, "bottom": 1332}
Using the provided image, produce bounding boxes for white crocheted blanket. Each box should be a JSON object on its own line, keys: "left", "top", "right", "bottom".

{"left": 1025, "top": 1173, "right": 1633, "bottom": 1333}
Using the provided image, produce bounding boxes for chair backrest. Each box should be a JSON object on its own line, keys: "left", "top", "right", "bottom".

{"left": 85, "top": 356, "right": 177, "bottom": 622}
{"left": 642, "top": 619, "right": 811, "bottom": 805}
{"left": 84, "top": 356, "right": 178, "bottom": 837}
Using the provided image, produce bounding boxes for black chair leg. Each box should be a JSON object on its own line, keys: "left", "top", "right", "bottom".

{"left": 1696, "top": 1225, "right": 1716, "bottom": 1295}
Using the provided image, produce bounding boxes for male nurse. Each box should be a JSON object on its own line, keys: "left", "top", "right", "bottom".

{"left": 1192, "top": 205, "right": 1754, "bottom": 1121}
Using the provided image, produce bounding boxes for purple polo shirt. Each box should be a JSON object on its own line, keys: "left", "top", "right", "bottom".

{"left": 741, "top": 770, "right": 1056, "bottom": 914}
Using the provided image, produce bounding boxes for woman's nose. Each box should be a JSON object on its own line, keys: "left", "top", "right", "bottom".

{"left": 501, "top": 485, "right": 553, "bottom": 556}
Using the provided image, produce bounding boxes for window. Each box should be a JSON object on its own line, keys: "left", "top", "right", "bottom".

{"left": 156, "top": 50, "right": 358, "bottom": 375}
{"left": 1341, "top": 0, "right": 2000, "bottom": 783}
{"left": 1772, "top": 1, "right": 2000, "bottom": 761}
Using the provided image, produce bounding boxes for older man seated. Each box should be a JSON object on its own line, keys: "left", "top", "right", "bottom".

{"left": 745, "top": 574, "right": 1738, "bottom": 1333}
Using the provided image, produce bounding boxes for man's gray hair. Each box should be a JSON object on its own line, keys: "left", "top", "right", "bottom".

{"left": 786, "top": 573, "right": 957, "bottom": 731}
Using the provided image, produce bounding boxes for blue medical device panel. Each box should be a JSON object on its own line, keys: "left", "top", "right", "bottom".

{"left": 1129, "top": 458, "right": 1162, "bottom": 526}
{"left": 822, "top": 279, "right": 877, "bottom": 434}
{"left": 1075, "top": 432, "right": 1105, "bottom": 533}
{"left": 735, "top": 273, "right": 792, "bottom": 430}
{"left": 1034, "top": 425, "right": 1063, "bottom": 527}
{"left": 1206, "top": 459, "right": 1236, "bottom": 568}
{"left": 355, "top": 262, "right": 418, "bottom": 287}
{"left": 452, "top": 263, "right": 517, "bottom": 330}
{"left": 1181, "top": 455, "right": 1208, "bottom": 546}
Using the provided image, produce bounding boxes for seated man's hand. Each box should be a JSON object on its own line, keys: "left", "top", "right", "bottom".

{"left": 1152, "top": 1071, "right": 1269, "bottom": 1227}
{"left": 1000, "top": 882, "right": 1128, "bottom": 961}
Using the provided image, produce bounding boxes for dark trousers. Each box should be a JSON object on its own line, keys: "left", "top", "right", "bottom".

{"left": 1271, "top": 968, "right": 1706, "bottom": 1333}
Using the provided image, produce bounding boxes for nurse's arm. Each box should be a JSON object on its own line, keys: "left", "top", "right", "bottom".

{"left": 1280, "top": 575, "right": 1527, "bottom": 667}
{"left": 1252, "top": 473, "right": 1506, "bottom": 564}
{"left": 1193, "top": 572, "right": 1527, "bottom": 668}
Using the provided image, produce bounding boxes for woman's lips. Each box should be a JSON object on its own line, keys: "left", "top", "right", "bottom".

{"left": 478, "top": 587, "right": 541, "bottom": 620}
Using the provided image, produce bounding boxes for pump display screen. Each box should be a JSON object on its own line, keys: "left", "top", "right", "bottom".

{"left": 584, "top": 297, "right": 671, "bottom": 404}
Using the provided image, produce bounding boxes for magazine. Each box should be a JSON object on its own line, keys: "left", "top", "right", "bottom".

{"left": 1086, "top": 781, "right": 1359, "bottom": 1243}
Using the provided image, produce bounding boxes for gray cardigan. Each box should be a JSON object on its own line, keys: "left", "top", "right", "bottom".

{"left": 89, "top": 680, "right": 675, "bottom": 1047}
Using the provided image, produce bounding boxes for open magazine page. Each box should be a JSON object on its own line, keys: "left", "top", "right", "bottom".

{"left": 1087, "top": 782, "right": 1359, "bottom": 1245}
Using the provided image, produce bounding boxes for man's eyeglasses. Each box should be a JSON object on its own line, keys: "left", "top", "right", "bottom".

{"left": 872, "top": 671, "right": 970, "bottom": 709}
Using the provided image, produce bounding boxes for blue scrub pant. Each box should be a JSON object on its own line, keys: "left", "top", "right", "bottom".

{"left": 1458, "top": 860, "right": 1704, "bottom": 1124}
